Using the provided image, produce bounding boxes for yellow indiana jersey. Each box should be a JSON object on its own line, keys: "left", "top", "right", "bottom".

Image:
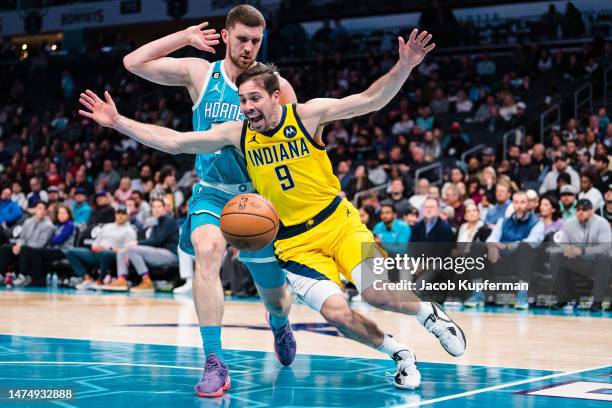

{"left": 240, "top": 103, "right": 340, "bottom": 226}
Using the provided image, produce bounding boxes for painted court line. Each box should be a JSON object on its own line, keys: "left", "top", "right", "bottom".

{"left": 398, "top": 363, "right": 612, "bottom": 407}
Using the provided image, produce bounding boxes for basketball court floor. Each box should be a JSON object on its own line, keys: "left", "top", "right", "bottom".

{"left": 1, "top": 288, "right": 610, "bottom": 407}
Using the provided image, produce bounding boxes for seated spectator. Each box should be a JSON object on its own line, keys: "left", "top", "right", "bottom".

{"left": 129, "top": 190, "right": 151, "bottom": 228}
{"left": 539, "top": 152, "right": 580, "bottom": 195}
{"left": 539, "top": 195, "right": 564, "bottom": 239}
{"left": 450, "top": 89, "right": 473, "bottom": 113}
{"left": 578, "top": 168, "right": 604, "bottom": 210}
{"left": 593, "top": 155, "right": 611, "bottom": 195}
{"left": 484, "top": 181, "right": 513, "bottom": 227}
{"left": 150, "top": 165, "right": 184, "bottom": 210}
{"left": 498, "top": 94, "right": 517, "bottom": 122}
{"left": 596, "top": 184, "right": 612, "bottom": 226}
{"left": 345, "top": 165, "right": 374, "bottom": 201}
{"left": 0, "top": 201, "right": 55, "bottom": 287}
{"left": 373, "top": 203, "right": 411, "bottom": 252}
{"left": 422, "top": 130, "right": 441, "bottom": 161}
{"left": 114, "top": 176, "right": 133, "bottom": 204}
{"left": 107, "top": 199, "right": 179, "bottom": 292}
{"left": 526, "top": 189, "right": 539, "bottom": 213}
{"left": 367, "top": 158, "right": 387, "bottom": 186}
{"left": 67, "top": 205, "right": 136, "bottom": 289}
{"left": 11, "top": 181, "right": 27, "bottom": 210}
{"left": 415, "top": 106, "right": 436, "bottom": 132}
{"left": 457, "top": 203, "right": 491, "bottom": 243}
{"left": 429, "top": 88, "right": 449, "bottom": 115}
{"left": 386, "top": 179, "right": 412, "bottom": 217}
{"left": 359, "top": 205, "right": 377, "bottom": 231}
{"left": 0, "top": 186, "right": 22, "bottom": 227}
{"left": 443, "top": 184, "right": 465, "bottom": 229}
{"left": 21, "top": 204, "right": 75, "bottom": 286}
{"left": 484, "top": 191, "right": 544, "bottom": 309}
{"left": 88, "top": 191, "right": 115, "bottom": 226}
{"left": 559, "top": 184, "right": 578, "bottom": 220}
{"left": 442, "top": 122, "right": 470, "bottom": 158}
{"left": 550, "top": 199, "right": 611, "bottom": 312}
{"left": 95, "top": 159, "right": 120, "bottom": 192}
{"left": 26, "top": 176, "right": 48, "bottom": 210}
{"left": 131, "top": 164, "right": 152, "bottom": 193}
{"left": 410, "top": 198, "right": 454, "bottom": 242}
{"left": 409, "top": 178, "right": 430, "bottom": 210}
{"left": 402, "top": 207, "right": 419, "bottom": 227}
{"left": 391, "top": 113, "right": 414, "bottom": 135}
{"left": 71, "top": 188, "right": 92, "bottom": 226}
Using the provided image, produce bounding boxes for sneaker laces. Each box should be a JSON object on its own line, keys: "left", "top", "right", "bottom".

{"left": 274, "top": 325, "right": 293, "bottom": 347}
{"left": 203, "top": 358, "right": 226, "bottom": 379}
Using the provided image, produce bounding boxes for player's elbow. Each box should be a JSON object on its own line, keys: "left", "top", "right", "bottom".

{"left": 123, "top": 54, "right": 140, "bottom": 73}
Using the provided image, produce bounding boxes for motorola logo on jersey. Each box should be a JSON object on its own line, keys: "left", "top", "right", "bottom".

{"left": 284, "top": 125, "right": 297, "bottom": 138}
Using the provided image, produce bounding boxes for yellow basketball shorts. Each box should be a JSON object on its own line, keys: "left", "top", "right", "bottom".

{"left": 274, "top": 198, "right": 383, "bottom": 286}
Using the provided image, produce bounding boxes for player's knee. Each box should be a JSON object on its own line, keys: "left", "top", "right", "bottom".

{"left": 321, "top": 301, "right": 355, "bottom": 330}
{"left": 361, "top": 288, "right": 389, "bottom": 309}
{"left": 194, "top": 239, "right": 225, "bottom": 263}
{"left": 264, "top": 297, "right": 287, "bottom": 315}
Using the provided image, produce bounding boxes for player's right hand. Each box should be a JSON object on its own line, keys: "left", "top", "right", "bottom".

{"left": 79, "top": 90, "right": 119, "bottom": 128}
{"left": 185, "top": 22, "right": 220, "bottom": 53}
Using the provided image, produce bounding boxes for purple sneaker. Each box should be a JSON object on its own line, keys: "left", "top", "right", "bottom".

{"left": 267, "top": 313, "right": 297, "bottom": 366}
{"left": 194, "top": 353, "right": 231, "bottom": 398}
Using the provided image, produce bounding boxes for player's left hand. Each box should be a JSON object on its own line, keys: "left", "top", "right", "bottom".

{"left": 79, "top": 90, "right": 119, "bottom": 128}
{"left": 398, "top": 29, "right": 435, "bottom": 68}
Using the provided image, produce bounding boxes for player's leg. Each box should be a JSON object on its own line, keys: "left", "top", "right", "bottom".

{"left": 286, "top": 269, "right": 421, "bottom": 389}
{"left": 335, "top": 201, "right": 466, "bottom": 357}
{"left": 278, "top": 230, "right": 420, "bottom": 389}
{"left": 240, "top": 243, "right": 296, "bottom": 366}
{"left": 180, "top": 187, "right": 231, "bottom": 398}
{"left": 190, "top": 221, "right": 229, "bottom": 397}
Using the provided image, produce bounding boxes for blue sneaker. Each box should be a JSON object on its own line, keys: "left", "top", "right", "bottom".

{"left": 267, "top": 313, "right": 297, "bottom": 366}
{"left": 195, "top": 353, "right": 231, "bottom": 398}
{"left": 515, "top": 290, "right": 529, "bottom": 310}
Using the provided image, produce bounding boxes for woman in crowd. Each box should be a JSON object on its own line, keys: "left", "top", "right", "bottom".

{"left": 21, "top": 204, "right": 75, "bottom": 286}
{"left": 539, "top": 195, "right": 563, "bottom": 240}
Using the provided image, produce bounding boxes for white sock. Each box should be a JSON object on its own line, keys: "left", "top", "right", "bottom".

{"left": 377, "top": 334, "right": 409, "bottom": 357}
{"left": 416, "top": 302, "right": 434, "bottom": 325}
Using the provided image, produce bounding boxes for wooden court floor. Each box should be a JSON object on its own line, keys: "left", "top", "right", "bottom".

{"left": 0, "top": 290, "right": 612, "bottom": 407}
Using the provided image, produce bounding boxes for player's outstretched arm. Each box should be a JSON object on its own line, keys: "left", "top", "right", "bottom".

{"left": 123, "top": 22, "right": 220, "bottom": 99}
{"left": 78, "top": 90, "right": 241, "bottom": 155}
{"left": 300, "top": 29, "right": 434, "bottom": 125}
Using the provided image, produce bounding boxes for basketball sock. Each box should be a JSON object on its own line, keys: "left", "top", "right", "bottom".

{"left": 269, "top": 314, "right": 289, "bottom": 331}
{"left": 416, "top": 302, "right": 434, "bottom": 325}
{"left": 200, "top": 326, "right": 223, "bottom": 361}
{"left": 377, "top": 334, "right": 409, "bottom": 357}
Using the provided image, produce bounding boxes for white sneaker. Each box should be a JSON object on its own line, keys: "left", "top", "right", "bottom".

{"left": 173, "top": 279, "right": 192, "bottom": 294}
{"left": 75, "top": 279, "right": 95, "bottom": 291}
{"left": 418, "top": 302, "right": 466, "bottom": 357}
{"left": 13, "top": 274, "right": 31, "bottom": 287}
{"left": 392, "top": 349, "right": 421, "bottom": 390}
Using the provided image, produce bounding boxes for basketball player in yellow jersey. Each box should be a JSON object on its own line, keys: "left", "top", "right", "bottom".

{"left": 79, "top": 28, "right": 466, "bottom": 390}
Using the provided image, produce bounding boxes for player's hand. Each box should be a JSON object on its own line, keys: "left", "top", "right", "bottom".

{"left": 185, "top": 22, "right": 220, "bottom": 53}
{"left": 79, "top": 90, "right": 119, "bottom": 128}
{"left": 398, "top": 29, "right": 435, "bottom": 68}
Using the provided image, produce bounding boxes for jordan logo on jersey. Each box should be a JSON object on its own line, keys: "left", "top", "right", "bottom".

{"left": 249, "top": 135, "right": 260, "bottom": 144}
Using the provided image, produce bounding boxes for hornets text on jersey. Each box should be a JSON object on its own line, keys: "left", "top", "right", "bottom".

{"left": 192, "top": 60, "right": 252, "bottom": 189}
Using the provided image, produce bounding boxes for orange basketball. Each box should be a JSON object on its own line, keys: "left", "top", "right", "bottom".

{"left": 220, "top": 193, "right": 279, "bottom": 251}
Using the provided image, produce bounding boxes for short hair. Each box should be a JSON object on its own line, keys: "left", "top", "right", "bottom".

{"left": 380, "top": 201, "right": 396, "bottom": 212}
{"left": 150, "top": 198, "right": 165, "bottom": 207}
{"left": 557, "top": 172, "right": 571, "bottom": 184}
{"left": 236, "top": 63, "right": 280, "bottom": 96}
{"left": 131, "top": 190, "right": 143, "bottom": 199}
{"left": 226, "top": 5, "right": 266, "bottom": 29}
{"left": 512, "top": 190, "right": 527, "bottom": 200}
{"left": 159, "top": 165, "right": 175, "bottom": 182}
{"left": 581, "top": 167, "right": 597, "bottom": 183}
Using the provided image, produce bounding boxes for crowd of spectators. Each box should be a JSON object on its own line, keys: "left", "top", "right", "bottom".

{"left": 0, "top": 14, "right": 610, "bottom": 307}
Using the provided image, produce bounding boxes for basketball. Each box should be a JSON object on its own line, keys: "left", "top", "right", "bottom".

{"left": 220, "top": 193, "right": 280, "bottom": 251}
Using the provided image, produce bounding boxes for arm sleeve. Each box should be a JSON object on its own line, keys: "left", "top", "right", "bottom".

{"left": 50, "top": 222, "right": 75, "bottom": 246}
{"left": 523, "top": 220, "right": 544, "bottom": 244}
{"left": 486, "top": 218, "right": 503, "bottom": 242}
